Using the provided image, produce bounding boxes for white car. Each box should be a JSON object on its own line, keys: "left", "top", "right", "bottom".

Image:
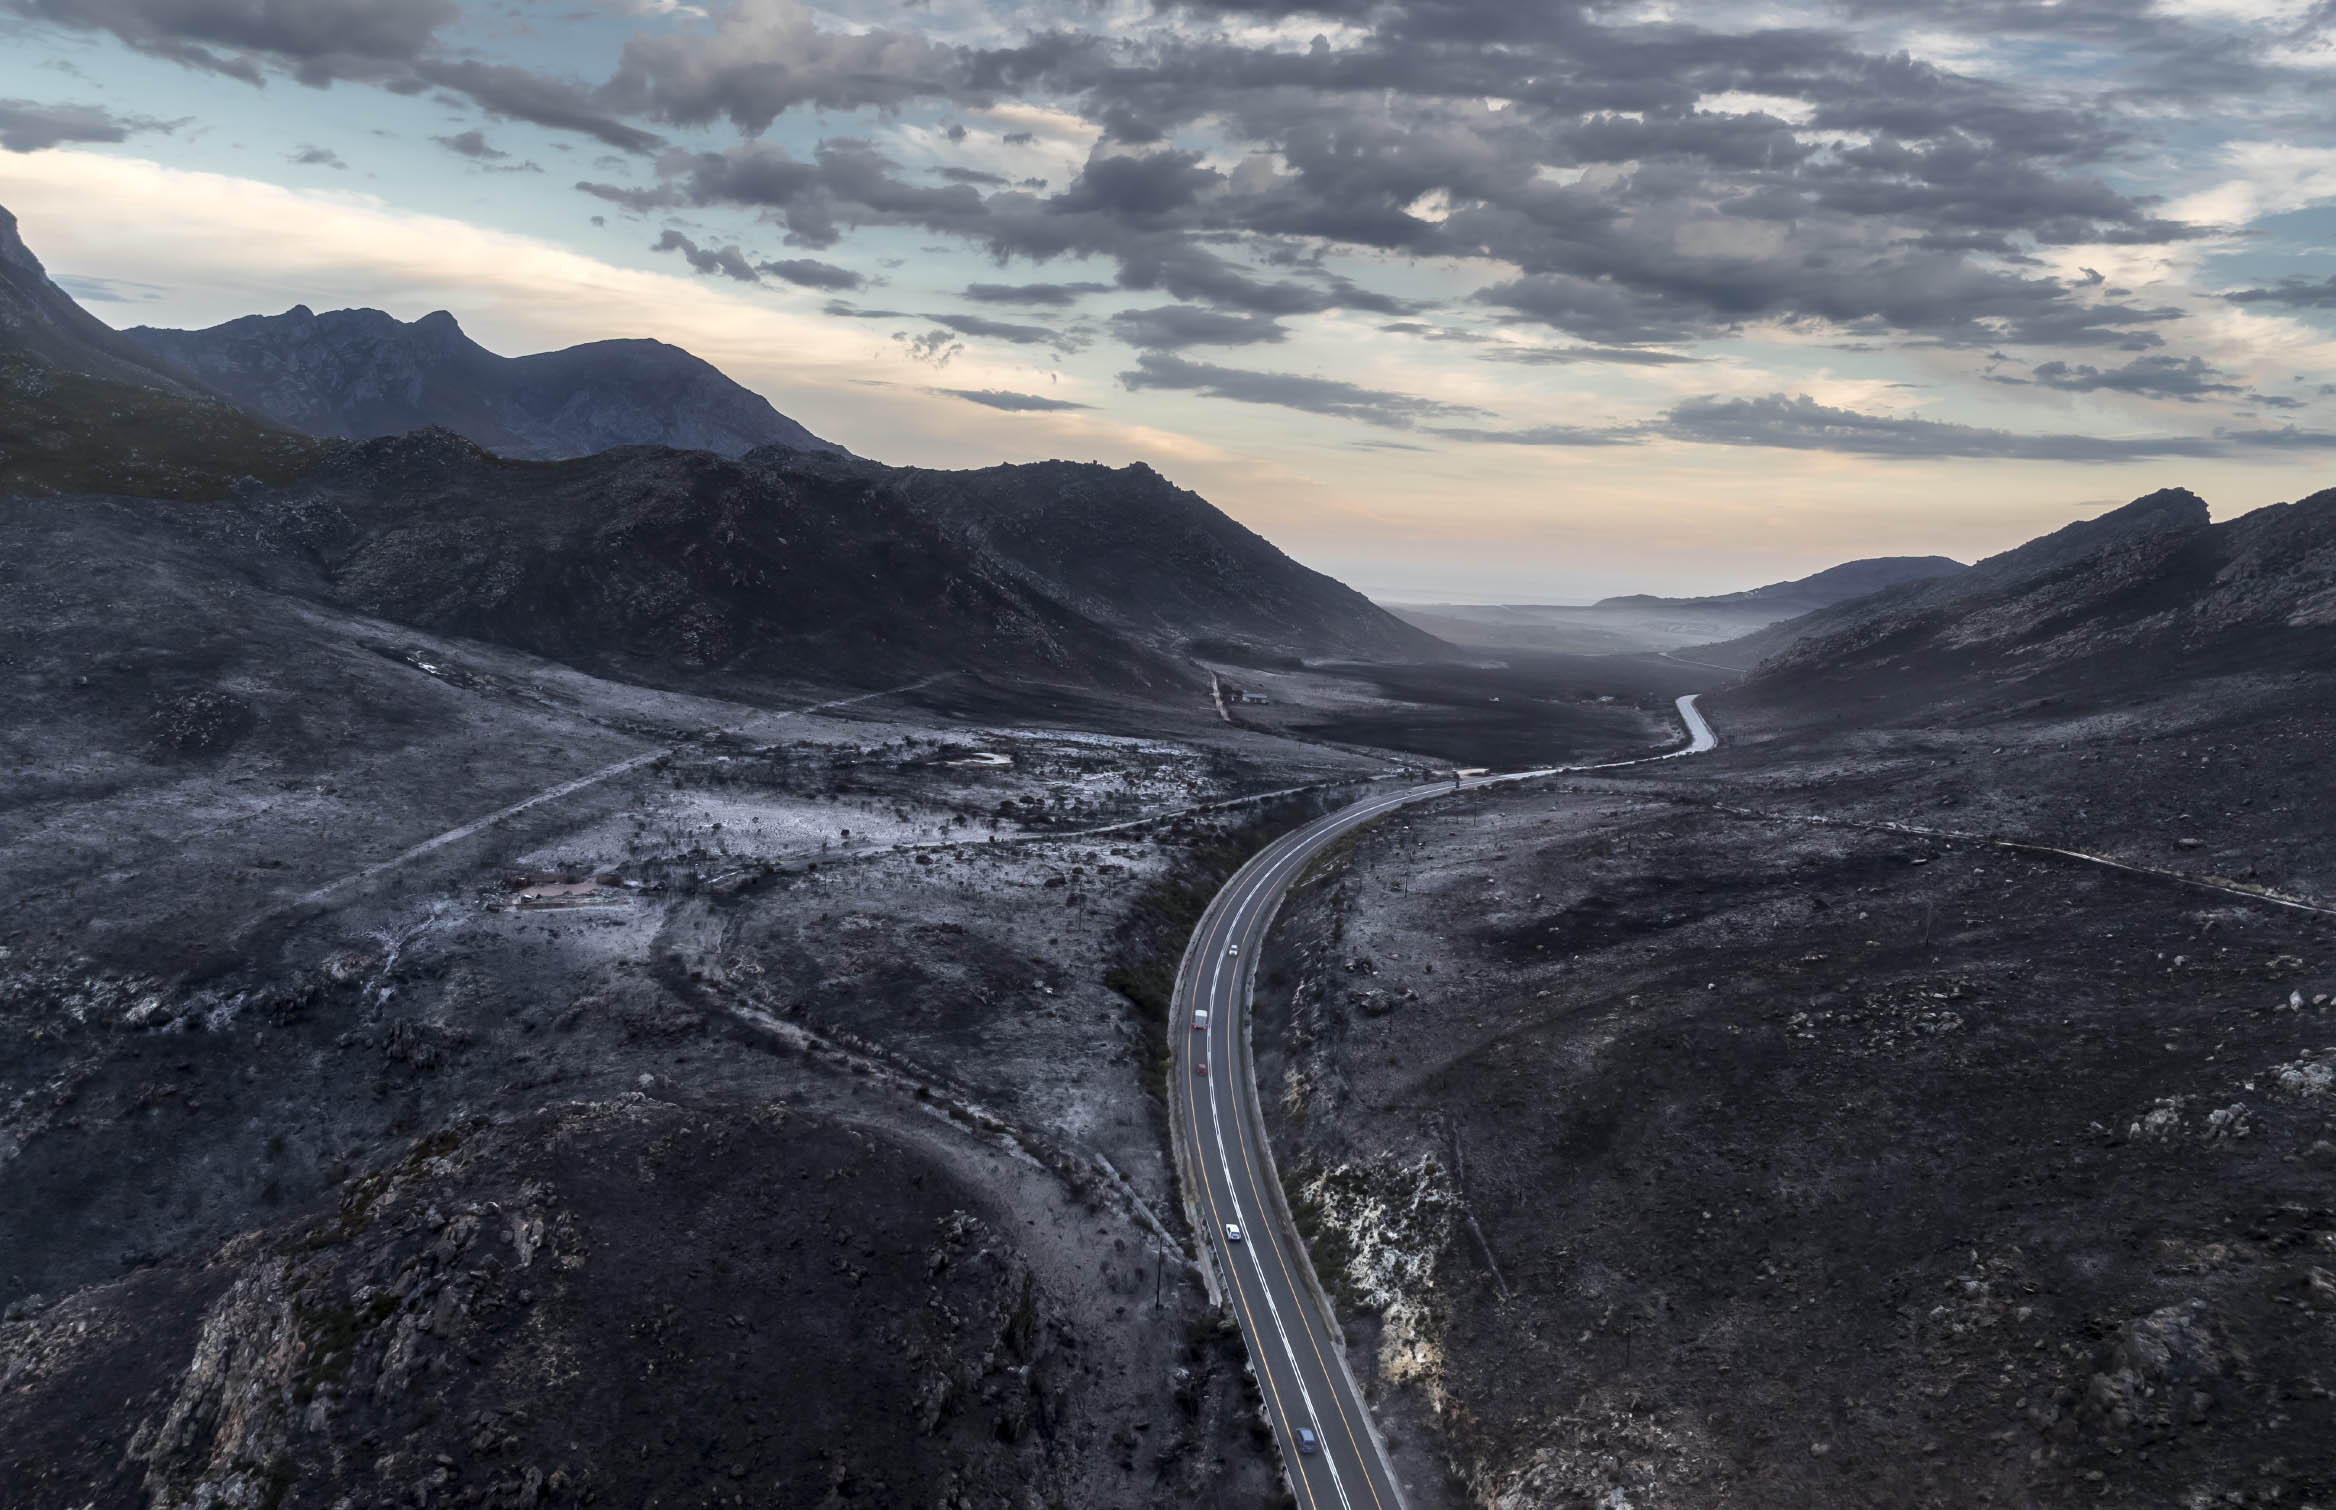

{"left": 1224, "top": 1222, "right": 1244, "bottom": 1243}
{"left": 1192, "top": 1009, "right": 1210, "bottom": 1030}
{"left": 1226, "top": 943, "right": 1240, "bottom": 956}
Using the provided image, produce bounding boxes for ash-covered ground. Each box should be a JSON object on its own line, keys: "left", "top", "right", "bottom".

{"left": 0, "top": 493, "right": 1697, "bottom": 1506}
{"left": 1252, "top": 673, "right": 2336, "bottom": 1509}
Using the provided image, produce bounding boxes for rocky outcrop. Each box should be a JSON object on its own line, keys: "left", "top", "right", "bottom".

{"left": 0, "top": 1098, "right": 1086, "bottom": 1510}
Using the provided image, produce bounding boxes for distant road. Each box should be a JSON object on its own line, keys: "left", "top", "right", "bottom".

{"left": 1655, "top": 648, "right": 1753, "bottom": 676}
{"left": 1170, "top": 695, "right": 1715, "bottom": 1506}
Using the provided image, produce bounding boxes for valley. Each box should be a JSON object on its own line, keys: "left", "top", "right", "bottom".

{"left": 1, "top": 183, "right": 2331, "bottom": 1510}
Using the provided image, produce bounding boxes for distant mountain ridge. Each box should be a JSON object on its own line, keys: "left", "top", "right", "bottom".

{"left": 1385, "top": 555, "right": 1966, "bottom": 656}
{"left": 1717, "top": 487, "right": 2336, "bottom": 701}
{"left": 124, "top": 305, "right": 846, "bottom": 462}
{"left": 1594, "top": 555, "right": 1965, "bottom": 614}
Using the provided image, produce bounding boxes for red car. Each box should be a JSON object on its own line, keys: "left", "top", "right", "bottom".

{"left": 1194, "top": 1059, "right": 1208, "bottom": 1076}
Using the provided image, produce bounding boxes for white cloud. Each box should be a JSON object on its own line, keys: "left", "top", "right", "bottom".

{"left": 2166, "top": 142, "right": 2336, "bottom": 227}
{"left": 1694, "top": 90, "right": 1816, "bottom": 125}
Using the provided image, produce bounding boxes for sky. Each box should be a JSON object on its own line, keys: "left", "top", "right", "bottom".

{"left": 2, "top": 0, "right": 2334, "bottom": 602}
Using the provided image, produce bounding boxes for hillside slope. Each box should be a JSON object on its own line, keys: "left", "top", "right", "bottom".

{"left": 897, "top": 458, "right": 1445, "bottom": 662}
{"left": 0, "top": 203, "right": 327, "bottom": 500}
{"left": 235, "top": 432, "right": 1440, "bottom": 701}
{"left": 0, "top": 205, "right": 210, "bottom": 397}
{"left": 126, "top": 305, "right": 845, "bottom": 460}
{"left": 254, "top": 431, "right": 1168, "bottom": 695}
{"left": 1716, "top": 487, "right": 2336, "bottom": 705}
{"left": 1595, "top": 554, "right": 1966, "bottom": 615}
{"left": 0, "top": 1100, "right": 1094, "bottom": 1510}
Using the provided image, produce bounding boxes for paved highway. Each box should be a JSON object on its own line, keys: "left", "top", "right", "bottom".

{"left": 1170, "top": 694, "right": 1715, "bottom": 1506}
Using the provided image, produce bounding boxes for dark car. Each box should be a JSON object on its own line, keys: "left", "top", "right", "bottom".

{"left": 1295, "top": 1426, "right": 1319, "bottom": 1455}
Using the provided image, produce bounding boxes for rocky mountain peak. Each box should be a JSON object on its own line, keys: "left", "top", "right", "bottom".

{"left": 2094, "top": 486, "right": 2211, "bottom": 531}
{"left": 0, "top": 201, "right": 210, "bottom": 397}
{"left": 0, "top": 203, "right": 41, "bottom": 277}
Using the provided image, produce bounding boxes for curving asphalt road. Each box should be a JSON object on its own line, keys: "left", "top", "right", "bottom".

{"left": 1170, "top": 694, "right": 1715, "bottom": 1506}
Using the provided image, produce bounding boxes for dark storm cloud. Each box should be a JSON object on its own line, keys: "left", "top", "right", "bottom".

{"left": 1473, "top": 255, "right": 2184, "bottom": 350}
{"left": 2024, "top": 355, "right": 2246, "bottom": 402}
{"left": 1658, "top": 393, "right": 2223, "bottom": 460}
{"left": 4, "top": 0, "right": 663, "bottom": 153}
{"left": 1118, "top": 352, "right": 1485, "bottom": 428}
{"left": 936, "top": 388, "right": 1094, "bottom": 412}
{"left": 26, "top": 0, "right": 2321, "bottom": 405}
{"left": 1048, "top": 149, "right": 1219, "bottom": 218}
{"left": 1478, "top": 344, "right": 1698, "bottom": 367}
{"left": 1109, "top": 305, "right": 1286, "bottom": 349}
{"left": 4, "top": 0, "right": 456, "bottom": 85}
{"left": 604, "top": 4, "right": 964, "bottom": 136}
{"left": 0, "top": 96, "right": 174, "bottom": 151}
{"left": 652, "top": 229, "right": 759, "bottom": 283}
{"left": 762, "top": 257, "right": 864, "bottom": 292}
{"left": 2225, "top": 276, "right": 2336, "bottom": 310}
{"left": 1381, "top": 321, "right": 1488, "bottom": 344}
{"left": 590, "top": 140, "right": 979, "bottom": 247}
{"left": 964, "top": 281, "right": 1113, "bottom": 306}
{"left": 1425, "top": 421, "right": 1642, "bottom": 446}
{"left": 412, "top": 60, "right": 663, "bottom": 155}
{"left": 2216, "top": 423, "right": 2336, "bottom": 450}
{"left": 925, "top": 311, "right": 1071, "bottom": 347}
{"left": 434, "top": 129, "right": 506, "bottom": 161}
{"left": 947, "top": 9, "right": 2228, "bottom": 351}
{"left": 1837, "top": 0, "right": 2336, "bottom": 102}
{"left": 589, "top": 139, "right": 1419, "bottom": 324}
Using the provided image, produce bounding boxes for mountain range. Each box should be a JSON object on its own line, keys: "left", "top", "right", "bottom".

{"left": 125, "top": 305, "right": 846, "bottom": 461}
{"left": 0, "top": 199, "right": 1427, "bottom": 695}
{"left": 1385, "top": 555, "right": 1966, "bottom": 656}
